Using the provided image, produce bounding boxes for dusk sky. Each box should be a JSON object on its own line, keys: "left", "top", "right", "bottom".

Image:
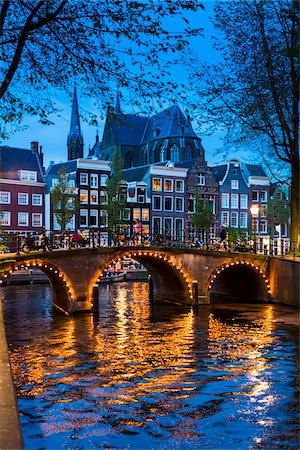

{"left": 3, "top": 1, "right": 246, "bottom": 169}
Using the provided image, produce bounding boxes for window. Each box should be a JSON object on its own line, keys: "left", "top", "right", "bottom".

{"left": 230, "top": 212, "right": 238, "bottom": 228}
{"left": 100, "top": 174, "right": 108, "bottom": 186}
{"left": 0, "top": 191, "right": 11, "bottom": 204}
{"left": 231, "top": 194, "right": 238, "bottom": 209}
{"left": 153, "top": 178, "right": 162, "bottom": 191}
{"left": 80, "top": 190, "right": 88, "bottom": 204}
{"left": 175, "top": 218, "right": 184, "bottom": 240}
{"left": 188, "top": 194, "right": 195, "bottom": 213}
{"left": 90, "top": 210, "right": 98, "bottom": 227}
{"left": 121, "top": 209, "right": 130, "bottom": 221}
{"left": 164, "top": 179, "right": 173, "bottom": 191}
{"left": 32, "top": 194, "right": 42, "bottom": 206}
{"left": 80, "top": 209, "right": 88, "bottom": 227}
{"left": 32, "top": 213, "right": 42, "bottom": 227}
{"left": 231, "top": 180, "right": 239, "bottom": 189}
{"left": 175, "top": 197, "right": 184, "bottom": 212}
{"left": 142, "top": 224, "right": 149, "bottom": 235}
{"left": 208, "top": 196, "right": 215, "bottom": 214}
{"left": 240, "top": 194, "right": 248, "bottom": 209}
{"left": 175, "top": 180, "right": 184, "bottom": 192}
{"left": 240, "top": 212, "right": 247, "bottom": 228}
{"left": 138, "top": 195, "right": 145, "bottom": 203}
{"left": 153, "top": 217, "right": 161, "bottom": 235}
{"left": 164, "top": 197, "right": 173, "bottom": 211}
{"left": 233, "top": 169, "right": 237, "bottom": 176}
{"left": 252, "top": 190, "right": 258, "bottom": 201}
{"left": 19, "top": 170, "right": 37, "bottom": 181}
{"left": 260, "top": 191, "right": 267, "bottom": 202}
{"left": 260, "top": 205, "right": 267, "bottom": 217}
{"left": 221, "top": 193, "right": 229, "bottom": 208}
{"left": 100, "top": 190, "right": 108, "bottom": 204}
{"left": 18, "top": 193, "right": 29, "bottom": 205}
{"left": 260, "top": 220, "right": 268, "bottom": 233}
{"left": 142, "top": 209, "right": 149, "bottom": 220}
{"left": 164, "top": 218, "right": 172, "bottom": 233}
{"left": 80, "top": 173, "right": 88, "bottom": 185}
{"left": 18, "top": 212, "right": 29, "bottom": 226}
{"left": 221, "top": 211, "right": 229, "bottom": 227}
{"left": 90, "top": 174, "right": 98, "bottom": 188}
{"left": 52, "top": 179, "right": 59, "bottom": 187}
{"left": 100, "top": 210, "right": 108, "bottom": 227}
{"left": 0, "top": 211, "right": 10, "bottom": 226}
{"left": 133, "top": 208, "right": 140, "bottom": 220}
{"left": 68, "top": 179, "right": 75, "bottom": 188}
{"left": 198, "top": 173, "right": 205, "bottom": 186}
{"left": 153, "top": 196, "right": 161, "bottom": 211}
{"left": 90, "top": 190, "right": 98, "bottom": 204}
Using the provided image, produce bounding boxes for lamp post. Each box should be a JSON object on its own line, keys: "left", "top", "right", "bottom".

{"left": 250, "top": 204, "right": 259, "bottom": 253}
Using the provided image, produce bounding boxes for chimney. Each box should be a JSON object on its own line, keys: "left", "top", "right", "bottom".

{"left": 31, "top": 141, "right": 39, "bottom": 153}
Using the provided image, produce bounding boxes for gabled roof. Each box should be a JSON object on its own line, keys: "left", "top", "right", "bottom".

{"left": 46, "top": 160, "right": 78, "bottom": 177}
{"left": 245, "top": 164, "right": 268, "bottom": 177}
{"left": 211, "top": 164, "right": 227, "bottom": 182}
{"left": 106, "top": 113, "right": 148, "bottom": 146}
{"left": 0, "top": 146, "right": 44, "bottom": 182}
{"left": 122, "top": 161, "right": 169, "bottom": 182}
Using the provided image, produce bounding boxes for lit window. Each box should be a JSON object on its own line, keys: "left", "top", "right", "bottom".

{"left": 175, "top": 197, "right": 184, "bottom": 212}
{"left": 0, "top": 211, "right": 10, "bottom": 226}
{"left": 153, "top": 178, "right": 161, "bottom": 191}
{"left": 0, "top": 191, "right": 11, "bottom": 204}
{"left": 153, "top": 196, "right": 162, "bottom": 211}
{"left": 18, "top": 212, "right": 29, "bottom": 226}
{"left": 32, "top": 213, "right": 42, "bottom": 227}
{"left": 90, "top": 174, "right": 98, "bottom": 188}
{"left": 90, "top": 190, "right": 98, "bottom": 204}
{"left": 164, "top": 197, "right": 173, "bottom": 211}
{"left": 240, "top": 194, "right": 248, "bottom": 209}
{"left": 32, "top": 194, "right": 42, "bottom": 206}
{"left": 240, "top": 212, "right": 247, "bottom": 228}
{"left": 164, "top": 179, "right": 173, "bottom": 191}
{"left": 80, "top": 190, "right": 88, "bottom": 203}
{"left": 100, "top": 174, "right": 108, "bottom": 186}
{"left": 142, "top": 209, "right": 149, "bottom": 220}
{"left": 175, "top": 180, "right": 184, "bottom": 192}
{"left": 231, "top": 194, "right": 238, "bottom": 209}
{"left": 198, "top": 173, "right": 205, "bottom": 186}
{"left": 80, "top": 173, "right": 88, "bottom": 185}
{"left": 231, "top": 180, "right": 239, "bottom": 189}
{"left": 142, "top": 224, "right": 149, "bottom": 235}
{"left": 230, "top": 212, "right": 238, "bottom": 228}
{"left": 133, "top": 208, "right": 140, "bottom": 220}
{"left": 221, "top": 193, "right": 229, "bottom": 208}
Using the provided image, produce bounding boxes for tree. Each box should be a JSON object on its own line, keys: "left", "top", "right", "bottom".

{"left": 104, "top": 147, "right": 127, "bottom": 242}
{"left": 190, "top": 196, "right": 214, "bottom": 242}
{"left": 266, "top": 186, "right": 290, "bottom": 239}
{"left": 51, "top": 167, "right": 78, "bottom": 231}
{"left": 191, "top": 0, "right": 299, "bottom": 245}
{"left": 0, "top": 0, "right": 204, "bottom": 138}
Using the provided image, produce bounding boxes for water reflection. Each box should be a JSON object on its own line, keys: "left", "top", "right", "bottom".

{"left": 1, "top": 283, "right": 299, "bottom": 450}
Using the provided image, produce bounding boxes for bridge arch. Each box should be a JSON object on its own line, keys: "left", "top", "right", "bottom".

{"left": 88, "top": 249, "right": 195, "bottom": 307}
{"left": 0, "top": 260, "right": 74, "bottom": 314}
{"left": 207, "top": 260, "right": 270, "bottom": 303}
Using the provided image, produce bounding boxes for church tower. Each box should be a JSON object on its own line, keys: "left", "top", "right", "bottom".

{"left": 67, "top": 86, "right": 84, "bottom": 160}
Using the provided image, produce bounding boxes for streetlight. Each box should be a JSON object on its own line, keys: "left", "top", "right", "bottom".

{"left": 250, "top": 204, "right": 259, "bottom": 253}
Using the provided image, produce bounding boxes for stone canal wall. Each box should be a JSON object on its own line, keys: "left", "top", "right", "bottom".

{"left": 0, "top": 302, "right": 23, "bottom": 449}
{"left": 269, "top": 258, "right": 300, "bottom": 307}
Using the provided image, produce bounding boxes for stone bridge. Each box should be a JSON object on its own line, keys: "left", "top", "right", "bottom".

{"left": 0, "top": 247, "right": 298, "bottom": 313}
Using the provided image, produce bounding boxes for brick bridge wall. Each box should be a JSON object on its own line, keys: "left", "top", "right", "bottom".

{"left": 0, "top": 248, "right": 298, "bottom": 313}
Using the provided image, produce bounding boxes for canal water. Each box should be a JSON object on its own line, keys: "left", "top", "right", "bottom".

{"left": 1, "top": 282, "right": 299, "bottom": 450}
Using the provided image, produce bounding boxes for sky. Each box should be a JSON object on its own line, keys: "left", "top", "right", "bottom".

{"left": 3, "top": 1, "right": 244, "bottom": 169}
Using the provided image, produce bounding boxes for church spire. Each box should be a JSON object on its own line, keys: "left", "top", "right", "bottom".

{"left": 67, "top": 85, "right": 84, "bottom": 160}
{"left": 115, "top": 88, "right": 121, "bottom": 113}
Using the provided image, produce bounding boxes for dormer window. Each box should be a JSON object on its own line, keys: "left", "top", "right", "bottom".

{"left": 19, "top": 170, "right": 37, "bottom": 182}
{"left": 198, "top": 173, "right": 205, "bottom": 186}
{"left": 231, "top": 180, "right": 239, "bottom": 189}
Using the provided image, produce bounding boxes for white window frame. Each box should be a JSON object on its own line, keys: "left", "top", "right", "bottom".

{"left": 19, "top": 170, "right": 37, "bottom": 182}
{"left": 0, "top": 211, "right": 10, "bottom": 226}
{"left": 240, "top": 194, "right": 248, "bottom": 209}
{"left": 90, "top": 209, "right": 98, "bottom": 228}
{"left": 0, "top": 191, "right": 11, "bottom": 204}
{"left": 260, "top": 191, "right": 267, "bottom": 202}
{"left": 164, "top": 196, "right": 173, "bottom": 212}
{"left": 100, "top": 190, "right": 108, "bottom": 204}
{"left": 230, "top": 212, "right": 238, "bottom": 228}
{"left": 164, "top": 179, "right": 173, "bottom": 192}
{"left": 153, "top": 195, "right": 162, "bottom": 211}
{"left": 152, "top": 217, "right": 162, "bottom": 234}
{"left": 133, "top": 208, "right": 141, "bottom": 220}
{"left": 90, "top": 173, "right": 98, "bottom": 188}
{"left": 231, "top": 180, "right": 239, "bottom": 190}
{"left": 142, "top": 208, "right": 149, "bottom": 221}
{"left": 252, "top": 190, "right": 259, "bottom": 201}
{"left": 32, "top": 194, "right": 42, "bottom": 206}
{"left": 198, "top": 173, "right": 206, "bottom": 186}
{"left": 90, "top": 190, "right": 98, "bottom": 204}
{"left": 18, "top": 212, "right": 29, "bottom": 227}
{"left": 100, "top": 174, "right": 108, "bottom": 187}
{"left": 153, "top": 178, "right": 162, "bottom": 191}
{"left": 221, "top": 211, "right": 229, "bottom": 227}
{"left": 231, "top": 194, "right": 239, "bottom": 209}
{"left": 32, "top": 213, "right": 42, "bottom": 227}
{"left": 221, "top": 193, "right": 229, "bottom": 208}
{"left": 80, "top": 189, "right": 88, "bottom": 204}
{"left": 175, "top": 197, "right": 184, "bottom": 212}
{"left": 80, "top": 209, "right": 88, "bottom": 227}
{"left": 260, "top": 219, "right": 268, "bottom": 233}
{"left": 18, "top": 193, "right": 29, "bottom": 205}
{"left": 175, "top": 179, "right": 184, "bottom": 193}
{"left": 100, "top": 209, "right": 108, "bottom": 227}
{"left": 164, "top": 217, "right": 173, "bottom": 234}
{"left": 240, "top": 212, "right": 247, "bottom": 228}
{"left": 80, "top": 173, "right": 88, "bottom": 185}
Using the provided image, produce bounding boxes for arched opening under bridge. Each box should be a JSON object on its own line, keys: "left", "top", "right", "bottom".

{"left": 209, "top": 264, "right": 269, "bottom": 304}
